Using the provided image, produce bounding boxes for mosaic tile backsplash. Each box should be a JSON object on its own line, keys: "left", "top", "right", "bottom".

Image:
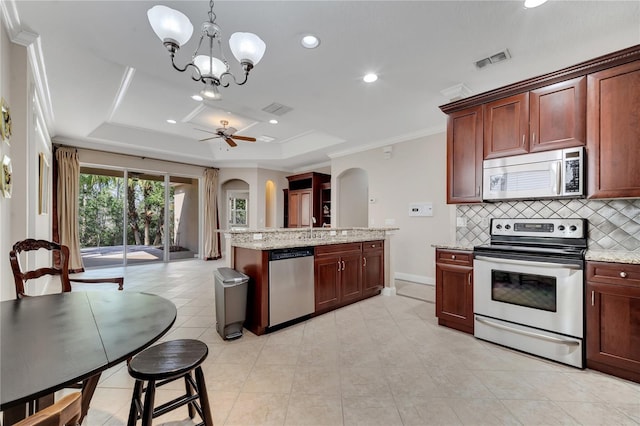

{"left": 456, "top": 198, "right": 640, "bottom": 252}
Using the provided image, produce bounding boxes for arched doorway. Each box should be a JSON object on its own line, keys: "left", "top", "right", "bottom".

{"left": 337, "top": 168, "right": 368, "bottom": 227}
{"left": 221, "top": 179, "right": 250, "bottom": 229}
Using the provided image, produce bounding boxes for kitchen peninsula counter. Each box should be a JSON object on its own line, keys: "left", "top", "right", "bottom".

{"left": 585, "top": 250, "right": 640, "bottom": 265}
{"left": 224, "top": 227, "right": 397, "bottom": 335}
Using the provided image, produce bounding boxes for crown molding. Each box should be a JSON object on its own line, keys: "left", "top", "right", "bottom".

{"left": 327, "top": 124, "right": 446, "bottom": 160}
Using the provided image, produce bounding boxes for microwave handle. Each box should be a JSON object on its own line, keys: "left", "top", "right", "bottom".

{"left": 555, "top": 160, "right": 562, "bottom": 195}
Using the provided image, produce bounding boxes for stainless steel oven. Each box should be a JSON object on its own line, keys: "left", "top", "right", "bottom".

{"left": 473, "top": 218, "right": 587, "bottom": 368}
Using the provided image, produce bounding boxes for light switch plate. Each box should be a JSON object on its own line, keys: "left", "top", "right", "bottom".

{"left": 409, "top": 202, "right": 433, "bottom": 217}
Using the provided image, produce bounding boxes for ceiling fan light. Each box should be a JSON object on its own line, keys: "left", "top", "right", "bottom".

{"left": 201, "top": 81, "right": 222, "bottom": 100}
{"left": 229, "top": 32, "right": 266, "bottom": 66}
{"left": 193, "top": 55, "right": 227, "bottom": 78}
{"left": 147, "top": 5, "right": 194, "bottom": 47}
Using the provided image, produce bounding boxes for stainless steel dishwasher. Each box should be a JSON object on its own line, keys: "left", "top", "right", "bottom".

{"left": 268, "top": 247, "right": 315, "bottom": 327}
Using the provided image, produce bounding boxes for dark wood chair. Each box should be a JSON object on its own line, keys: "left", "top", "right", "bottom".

{"left": 13, "top": 392, "right": 82, "bottom": 426}
{"left": 10, "top": 238, "right": 124, "bottom": 298}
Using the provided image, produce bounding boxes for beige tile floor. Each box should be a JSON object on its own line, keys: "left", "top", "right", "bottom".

{"left": 68, "top": 259, "right": 639, "bottom": 425}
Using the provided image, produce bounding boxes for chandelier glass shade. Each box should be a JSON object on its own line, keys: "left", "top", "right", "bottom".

{"left": 147, "top": 1, "right": 266, "bottom": 100}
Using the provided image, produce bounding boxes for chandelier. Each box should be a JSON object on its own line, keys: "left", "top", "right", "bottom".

{"left": 147, "top": 1, "right": 266, "bottom": 100}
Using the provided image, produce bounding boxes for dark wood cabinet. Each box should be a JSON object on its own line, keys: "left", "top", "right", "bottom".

{"left": 587, "top": 61, "right": 640, "bottom": 199}
{"left": 446, "top": 106, "right": 483, "bottom": 204}
{"left": 483, "top": 93, "right": 529, "bottom": 159}
{"left": 586, "top": 261, "right": 640, "bottom": 383}
{"left": 286, "top": 172, "right": 330, "bottom": 228}
{"left": 315, "top": 243, "right": 362, "bottom": 313}
{"left": 530, "top": 76, "right": 586, "bottom": 152}
{"left": 435, "top": 249, "right": 474, "bottom": 334}
{"left": 288, "top": 189, "right": 312, "bottom": 228}
{"left": 362, "top": 241, "right": 384, "bottom": 297}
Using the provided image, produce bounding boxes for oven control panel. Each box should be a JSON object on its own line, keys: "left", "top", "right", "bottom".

{"left": 491, "top": 218, "right": 585, "bottom": 238}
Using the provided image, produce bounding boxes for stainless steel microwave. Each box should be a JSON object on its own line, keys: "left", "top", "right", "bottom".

{"left": 482, "top": 147, "right": 584, "bottom": 201}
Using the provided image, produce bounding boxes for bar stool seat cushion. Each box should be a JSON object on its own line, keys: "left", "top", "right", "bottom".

{"left": 128, "top": 339, "right": 208, "bottom": 381}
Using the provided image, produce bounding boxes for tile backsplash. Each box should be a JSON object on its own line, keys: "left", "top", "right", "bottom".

{"left": 456, "top": 198, "right": 640, "bottom": 252}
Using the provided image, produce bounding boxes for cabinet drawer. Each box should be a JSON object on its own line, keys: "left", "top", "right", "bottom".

{"left": 587, "top": 261, "right": 640, "bottom": 287}
{"left": 362, "top": 240, "right": 383, "bottom": 252}
{"left": 315, "top": 243, "right": 362, "bottom": 257}
{"left": 436, "top": 249, "right": 473, "bottom": 266}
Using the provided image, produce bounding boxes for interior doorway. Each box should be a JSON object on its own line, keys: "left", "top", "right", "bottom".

{"left": 337, "top": 168, "right": 368, "bottom": 227}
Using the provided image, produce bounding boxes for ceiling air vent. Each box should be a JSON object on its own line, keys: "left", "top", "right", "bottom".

{"left": 475, "top": 49, "right": 511, "bottom": 69}
{"left": 262, "top": 102, "right": 293, "bottom": 116}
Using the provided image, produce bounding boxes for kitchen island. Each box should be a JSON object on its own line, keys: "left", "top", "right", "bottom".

{"left": 223, "top": 227, "right": 397, "bottom": 335}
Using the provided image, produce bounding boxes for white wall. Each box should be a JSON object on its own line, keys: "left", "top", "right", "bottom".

{"left": 332, "top": 133, "right": 456, "bottom": 284}
{"left": 337, "top": 168, "right": 368, "bottom": 227}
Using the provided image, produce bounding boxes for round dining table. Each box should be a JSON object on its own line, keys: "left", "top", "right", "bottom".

{"left": 1, "top": 290, "right": 177, "bottom": 423}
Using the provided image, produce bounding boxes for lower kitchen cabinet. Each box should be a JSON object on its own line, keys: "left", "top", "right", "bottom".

{"left": 435, "top": 249, "right": 474, "bottom": 334}
{"left": 315, "top": 243, "right": 362, "bottom": 312}
{"left": 362, "top": 241, "right": 384, "bottom": 297}
{"left": 586, "top": 261, "right": 640, "bottom": 383}
{"left": 314, "top": 240, "right": 385, "bottom": 313}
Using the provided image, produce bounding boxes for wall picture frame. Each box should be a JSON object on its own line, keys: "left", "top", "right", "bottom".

{"left": 39, "top": 153, "right": 49, "bottom": 214}
{"left": 1, "top": 97, "right": 11, "bottom": 145}
{"left": 1, "top": 155, "right": 12, "bottom": 198}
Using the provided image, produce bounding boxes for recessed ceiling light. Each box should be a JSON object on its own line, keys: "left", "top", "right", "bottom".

{"left": 269, "top": 119, "right": 278, "bottom": 124}
{"left": 524, "top": 0, "right": 548, "bottom": 8}
{"left": 301, "top": 35, "right": 320, "bottom": 49}
{"left": 191, "top": 94, "right": 203, "bottom": 101}
{"left": 166, "top": 119, "right": 176, "bottom": 124}
{"left": 363, "top": 73, "right": 378, "bottom": 83}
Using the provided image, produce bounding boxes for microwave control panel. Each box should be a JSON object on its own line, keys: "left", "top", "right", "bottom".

{"left": 562, "top": 148, "right": 583, "bottom": 195}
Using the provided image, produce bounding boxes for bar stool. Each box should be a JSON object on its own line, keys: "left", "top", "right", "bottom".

{"left": 127, "top": 339, "right": 213, "bottom": 426}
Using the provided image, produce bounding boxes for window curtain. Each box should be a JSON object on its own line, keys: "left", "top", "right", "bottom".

{"left": 203, "top": 168, "right": 221, "bottom": 260}
{"left": 55, "top": 147, "right": 84, "bottom": 271}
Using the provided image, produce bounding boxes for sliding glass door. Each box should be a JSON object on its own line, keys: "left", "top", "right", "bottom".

{"left": 79, "top": 167, "right": 199, "bottom": 268}
{"left": 126, "top": 172, "right": 166, "bottom": 265}
{"left": 79, "top": 168, "right": 126, "bottom": 268}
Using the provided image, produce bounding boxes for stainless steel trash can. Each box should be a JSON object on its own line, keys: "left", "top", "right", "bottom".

{"left": 214, "top": 267, "right": 249, "bottom": 340}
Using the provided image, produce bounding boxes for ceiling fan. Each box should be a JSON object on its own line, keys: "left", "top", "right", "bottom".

{"left": 196, "top": 120, "right": 256, "bottom": 147}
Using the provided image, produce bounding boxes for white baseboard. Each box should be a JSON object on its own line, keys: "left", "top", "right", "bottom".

{"left": 394, "top": 272, "right": 435, "bottom": 286}
{"left": 381, "top": 287, "right": 396, "bottom": 296}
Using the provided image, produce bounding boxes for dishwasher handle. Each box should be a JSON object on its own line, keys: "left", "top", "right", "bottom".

{"left": 269, "top": 247, "right": 314, "bottom": 261}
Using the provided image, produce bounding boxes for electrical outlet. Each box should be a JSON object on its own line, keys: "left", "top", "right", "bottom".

{"left": 330, "top": 230, "right": 337, "bottom": 236}
{"left": 341, "top": 230, "right": 348, "bottom": 236}
{"left": 252, "top": 233, "right": 263, "bottom": 240}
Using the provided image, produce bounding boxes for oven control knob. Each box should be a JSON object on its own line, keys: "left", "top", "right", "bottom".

{"left": 558, "top": 225, "right": 565, "bottom": 231}
{"left": 504, "top": 224, "right": 511, "bottom": 230}
{"left": 569, "top": 225, "right": 577, "bottom": 232}
{"left": 496, "top": 224, "right": 502, "bottom": 230}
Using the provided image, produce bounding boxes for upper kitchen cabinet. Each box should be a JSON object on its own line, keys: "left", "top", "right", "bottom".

{"left": 441, "top": 44, "right": 640, "bottom": 204}
{"left": 483, "top": 93, "right": 529, "bottom": 159}
{"left": 286, "top": 172, "right": 330, "bottom": 228}
{"left": 484, "top": 78, "right": 586, "bottom": 159}
{"left": 530, "top": 77, "right": 586, "bottom": 153}
{"left": 446, "top": 106, "right": 483, "bottom": 203}
{"left": 587, "top": 61, "right": 640, "bottom": 199}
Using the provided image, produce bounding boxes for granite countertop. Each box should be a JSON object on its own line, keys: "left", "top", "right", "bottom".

{"left": 233, "top": 235, "right": 386, "bottom": 250}
{"left": 431, "top": 243, "right": 475, "bottom": 251}
{"left": 585, "top": 250, "right": 640, "bottom": 265}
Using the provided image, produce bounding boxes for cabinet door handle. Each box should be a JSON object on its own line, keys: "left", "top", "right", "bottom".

{"left": 620, "top": 271, "right": 628, "bottom": 278}
{"left": 337, "top": 260, "right": 341, "bottom": 272}
{"left": 532, "top": 132, "right": 535, "bottom": 144}
{"left": 363, "top": 257, "right": 367, "bottom": 267}
{"left": 522, "top": 134, "right": 525, "bottom": 146}
{"left": 342, "top": 260, "right": 345, "bottom": 271}
{"left": 468, "top": 274, "right": 472, "bottom": 286}
{"left": 477, "top": 186, "right": 481, "bottom": 196}
{"left": 591, "top": 290, "right": 595, "bottom": 306}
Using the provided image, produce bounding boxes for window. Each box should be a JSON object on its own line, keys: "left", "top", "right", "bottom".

{"left": 228, "top": 191, "right": 248, "bottom": 227}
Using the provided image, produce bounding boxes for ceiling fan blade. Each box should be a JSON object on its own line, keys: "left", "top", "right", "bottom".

{"left": 194, "top": 128, "right": 217, "bottom": 135}
{"left": 199, "top": 136, "right": 221, "bottom": 142}
{"left": 231, "top": 135, "right": 257, "bottom": 142}
{"left": 225, "top": 137, "right": 238, "bottom": 147}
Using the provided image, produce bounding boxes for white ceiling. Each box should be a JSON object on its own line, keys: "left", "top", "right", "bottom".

{"left": 7, "top": 1, "right": 640, "bottom": 171}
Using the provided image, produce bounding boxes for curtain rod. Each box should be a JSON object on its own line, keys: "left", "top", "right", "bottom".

{"left": 53, "top": 143, "right": 219, "bottom": 171}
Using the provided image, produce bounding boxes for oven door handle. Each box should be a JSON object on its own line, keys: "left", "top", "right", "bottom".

{"left": 474, "top": 255, "right": 582, "bottom": 270}
{"left": 475, "top": 316, "right": 580, "bottom": 347}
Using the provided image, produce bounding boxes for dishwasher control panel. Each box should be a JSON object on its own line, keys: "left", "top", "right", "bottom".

{"left": 269, "top": 247, "right": 314, "bottom": 261}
